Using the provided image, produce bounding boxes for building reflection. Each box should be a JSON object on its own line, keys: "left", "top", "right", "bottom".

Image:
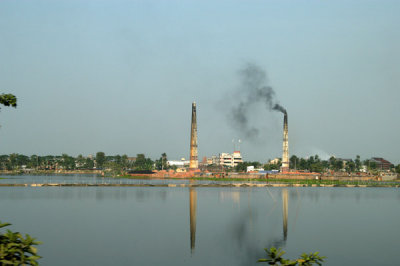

{"left": 219, "top": 191, "right": 240, "bottom": 205}
{"left": 188, "top": 188, "right": 290, "bottom": 253}
{"left": 189, "top": 187, "right": 197, "bottom": 253}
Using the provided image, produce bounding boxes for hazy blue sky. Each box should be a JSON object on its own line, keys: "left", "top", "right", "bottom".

{"left": 1, "top": 0, "right": 399, "bottom": 163}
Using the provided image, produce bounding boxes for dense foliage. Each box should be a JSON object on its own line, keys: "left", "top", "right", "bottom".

{"left": 155, "top": 153, "right": 169, "bottom": 170}
{"left": 258, "top": 247, "right": 325, "bottom": 265}
{"left": 0, "top": 221, "right": 41, "bottom": 265}
{"left": 237, "top": 155, "right": 397, "bottom": 174}
{"left": 0, "top": 94, "right": 17, "bottom": 109}
{"left": 235, "top": 161, "right": 262, "bottom": 172}
{"left": 0, "top": 151, "right": 397, "bottom": 175}
{"left": 0, "top": 152, "right": 155, "bottom": 173}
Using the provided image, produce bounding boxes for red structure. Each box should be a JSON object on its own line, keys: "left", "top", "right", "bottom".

{"left": 371, "top": 158, "right": 392, "bottom": 171}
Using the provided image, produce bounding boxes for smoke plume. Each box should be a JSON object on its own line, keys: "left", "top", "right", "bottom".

{"left": 228, "top": 63, "right": 286, "bottom": 139}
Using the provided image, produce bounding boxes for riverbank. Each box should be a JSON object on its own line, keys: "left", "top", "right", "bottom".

{"left": 115, "top": 175, "right": 399, "bottom": 185}
{"left": 0, "top": 182, "right": 399, "bottom": 188}
{"left": 0, "top": 170, "right": 103, "bottom": 175}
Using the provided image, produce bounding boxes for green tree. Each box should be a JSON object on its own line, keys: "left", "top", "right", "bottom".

{"left": 355, "top": 155, "right": 361, "bottom": 172}
{"left": 263, "top": 163, "right": 280, "bottom": 171}
{"left": 42, "top": 155, "right": 55, "bottom": 170}
{"left": 114, "top": 155, "right": 122, "bottom": 165}
{"left": 121, "top": 154, "right": 128, "bottom": 168}
{"left": 290, "top": 155, "right": 299, "bottom": 170}
{"left": 0, "top": 155, "right": 11, "bottom": 170}
{"left": 395, "top": 164, "right": 400, "bottom": 174}
{"left": 310, "top": 163, "right": 323, "bottom": 173}
{"left": 84, "top": 157, "right": 94, "bottom": 169}
{"left": 0, "top": 221, "right": 41, "bottom": 265}
{"left": 61, "top": 154, "right": 75, "bottom": 170}
{"left": 345, "top": 160, "right": 356, "bottom": 173}
{"left": 334, "top": 160, "right": 344, "bottom": 171}
{"left": 298, "top": 158, "right": 308, "bottom": 171}
{"left": 0, "top": 94, "right": 17, "bottom": 109}
{"left": 28, "top": 155, "right": 39, "bottom": 169}
{"left": 76, "top": 154, "right": 85, "bottom": 169}
{"left": 134, "top": 154, "right": 153, "bottom": 171}
{"left": 155, "top": 153, "right": 168, "bottom": 170}
{"left": 369, "top": 161, "right": 377, "bottom": 170}
{"left": 235, "top": 161, "right": 261, "bottom": 172}
{"left": 328, "top": 156, "right": 336, "bottom": 170}
{"left": 235, "top": 162, "right": 248, "bottom": 172}
{"left": 96, "top": 152, "right": 106, "bottom": 169}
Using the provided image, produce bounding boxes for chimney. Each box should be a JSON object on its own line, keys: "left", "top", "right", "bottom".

{"left": 281, "top": 112, "right": 289, "bottom": 172}
{"left": 189, "top": 102, "right": 198, "bottom": 169}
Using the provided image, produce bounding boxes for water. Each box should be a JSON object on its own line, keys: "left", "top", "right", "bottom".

{"left": 0, "top": 174, "right": 270, "bottom": 185}
{"left": 0, "top": 178, "right": 399, "bottom": 265}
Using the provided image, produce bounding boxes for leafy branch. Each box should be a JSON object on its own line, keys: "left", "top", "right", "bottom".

{"left": 258, "top": 247, "right": 325, "bottom": 265}
{"left": 0, "top": 221, "right": 41, "bottom": 265}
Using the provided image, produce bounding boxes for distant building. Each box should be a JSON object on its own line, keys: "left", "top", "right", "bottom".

{"left": 247, "top": 166, "right": 265, "bottom": 172}
{"left": 176, "top": 167, "right": 187, "bottom": 173}
{"left": 168, "top": 159, "right": 190, "bottom": 167}
{"left": 247, "top": 166, "right": 255, "bottom": 172}
{"left": 339, "top": 159, "right": 353, "bottom": 166}
{"left": 269, "top": 158, "right": 281, "bottom": 165}
{"left": 370, "top": 157, "right": 392, "bottom": 171}
{"left": 206, "top": 155, "right": 219, "bottom": 165}
{"left": 219, "top": 151, "right": 243, "bottom": 167}
{"left": 127, "top": 157, "right": 137, "bottom": 164}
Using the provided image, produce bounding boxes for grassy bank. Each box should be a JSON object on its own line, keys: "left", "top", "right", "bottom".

{"left": 193, "top": 177, "right": 400, "bottom": 187}
{"left": 114, "top": 175, "right": 399, "bottom": 187}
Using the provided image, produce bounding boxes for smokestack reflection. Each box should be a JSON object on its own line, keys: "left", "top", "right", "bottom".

{"left": 282, "top": 189, "right": 288, "bottom": 241}
{"left": 189, "top": 187, "right": 197, "bottom": 252}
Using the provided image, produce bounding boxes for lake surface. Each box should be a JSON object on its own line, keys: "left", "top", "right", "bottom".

{"left": 1, "top": 177, "right": 400, "bottom": 265}
{"left": 0, "top": 174, "right": 271, "bottom": 185}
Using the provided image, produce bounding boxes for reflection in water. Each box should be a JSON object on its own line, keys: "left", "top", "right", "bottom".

{"left": 282, "top": 189, "right": 288, "bottom": 241}
{"left": 219, "top": 191, "right": 241, "bottom": 205}
{"left": 189, "top": 187, "right": 197, "bottom": 253}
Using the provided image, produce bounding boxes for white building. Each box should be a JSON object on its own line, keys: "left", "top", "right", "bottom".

{"left": 168, "top": 158, "right": 190, "bottom": 167}
{"left": 219, "top": 151, "right": 243, "bottom": 167}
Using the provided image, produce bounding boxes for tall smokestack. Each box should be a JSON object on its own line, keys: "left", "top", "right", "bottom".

{"left": 281, "top": 112, "right": 289, "bottom": 172}
{"left": 189, "top": 102, "right": 198, "bottom": 169}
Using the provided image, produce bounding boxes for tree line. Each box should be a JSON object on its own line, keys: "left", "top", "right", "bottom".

{"left": 0, "top": 152, "right": 174, "bottom": 173}
{"left": 236, "top": 155, "right": 400, "bottom": 174}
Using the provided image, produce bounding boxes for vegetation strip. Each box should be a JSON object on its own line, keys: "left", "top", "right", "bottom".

{"left": 0, "top": 183, "right": 398, "bottom": 187}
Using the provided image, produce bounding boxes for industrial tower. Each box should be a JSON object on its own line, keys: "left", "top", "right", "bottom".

{"left": 189, "top": 102, "right": 198, "bottom": 169}
{"left": 281, "top": 112, "right": 289, "bottom": 172}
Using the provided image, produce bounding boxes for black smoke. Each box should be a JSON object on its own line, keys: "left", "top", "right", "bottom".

{"left": 228, "top": 63, "right": 286, "bottom": 139}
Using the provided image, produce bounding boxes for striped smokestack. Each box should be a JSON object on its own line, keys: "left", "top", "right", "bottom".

{"left": 189, "top": 102, "right": 198, "bottom": 169}
{"left": 281, "top": 112, "right": 289, "bottom": 172}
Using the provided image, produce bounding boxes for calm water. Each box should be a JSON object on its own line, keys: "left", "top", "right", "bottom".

{"left": 1, "top": 179, "right": 400, "bottom": 265}
{"left": 0, "top": 174, "right": 270, "bottom": 185}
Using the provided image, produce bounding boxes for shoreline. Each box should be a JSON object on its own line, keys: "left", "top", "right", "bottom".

{"left": 0, "top": 182, "right": 398, "bottom": 188}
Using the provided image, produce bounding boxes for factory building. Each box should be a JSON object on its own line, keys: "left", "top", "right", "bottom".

{"left": 219, "top": 151, "right": 243, "bottom": 167}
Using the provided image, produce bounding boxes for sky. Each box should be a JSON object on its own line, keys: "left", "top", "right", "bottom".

{"left": 0, "top": 0, "right": 399, "bottom": 164}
